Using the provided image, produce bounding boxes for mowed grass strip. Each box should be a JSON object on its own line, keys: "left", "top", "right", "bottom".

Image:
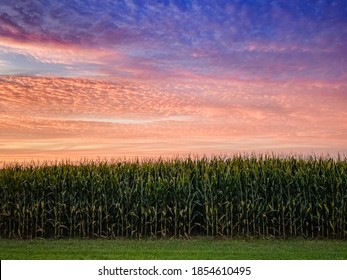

{"left": 0, "top": 238, "right": 346, "bottom": 260}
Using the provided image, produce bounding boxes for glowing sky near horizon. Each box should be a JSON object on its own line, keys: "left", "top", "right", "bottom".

{"left": 1, "top": 0, "right": 347, "bottom": 162}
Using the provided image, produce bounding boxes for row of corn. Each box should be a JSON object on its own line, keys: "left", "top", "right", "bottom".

{"left": 0, "top": 155, "right": 346, "bottom": 239}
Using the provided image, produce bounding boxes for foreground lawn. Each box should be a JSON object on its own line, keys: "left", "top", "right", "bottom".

{"left": 1, "top": 238, "right": 346, "bottom": 260}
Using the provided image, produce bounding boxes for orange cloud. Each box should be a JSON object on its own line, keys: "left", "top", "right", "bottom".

{"left": 1, "top": 76, "right": 346, "bottom": 164}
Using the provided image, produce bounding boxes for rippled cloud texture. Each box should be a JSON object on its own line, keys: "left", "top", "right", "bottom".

{"left": 1, "top": 0, "right": 347, "bottom": 162}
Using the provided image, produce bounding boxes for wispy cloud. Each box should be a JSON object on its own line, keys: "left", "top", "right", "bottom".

{"left": 1, "top": 1, "right": 346, "bottom": 80}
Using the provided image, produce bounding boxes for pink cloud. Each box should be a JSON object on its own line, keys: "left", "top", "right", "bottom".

{"left": 1, "top": 76, "right": 346, "bottom": 164}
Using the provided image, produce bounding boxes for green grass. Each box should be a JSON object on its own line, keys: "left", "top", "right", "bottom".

{"left": 1, "top": 238, "right": 346, "bottom": 260}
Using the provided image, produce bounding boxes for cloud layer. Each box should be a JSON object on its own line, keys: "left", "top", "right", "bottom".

{"left": 1, "top": 1, "right": 347, "bottom": 162}
{"left": 1, "top": 76, "right": 346, "bottom": 162}
{"left": 1, "top": 1, "right": 346, "bottom": 79}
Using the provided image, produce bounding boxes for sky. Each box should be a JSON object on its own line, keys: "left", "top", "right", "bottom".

{"left": 1, "top": 0, "right": 347, "bottom": 163}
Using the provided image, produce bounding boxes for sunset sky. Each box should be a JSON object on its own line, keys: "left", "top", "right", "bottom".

{"left": 1, "top": 0, "right": 347, "bottom": 163}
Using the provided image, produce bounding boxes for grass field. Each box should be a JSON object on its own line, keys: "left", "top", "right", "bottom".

{"left": 1, "top": 238, "right": 346, "bottom": 260}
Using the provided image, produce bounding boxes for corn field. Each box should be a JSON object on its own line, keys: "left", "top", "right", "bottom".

{"left": 1, "top": 155, "right": 346, "bottom": 239}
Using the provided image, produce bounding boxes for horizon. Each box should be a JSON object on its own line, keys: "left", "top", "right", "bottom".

{"left": 1, "top": 151, "right": 346, "bottom": 169}
{"left": 1, "top": 1, "right": 347, "bottom": 163}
